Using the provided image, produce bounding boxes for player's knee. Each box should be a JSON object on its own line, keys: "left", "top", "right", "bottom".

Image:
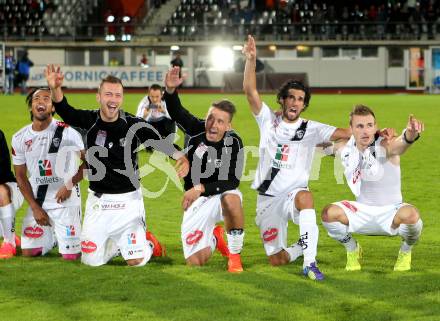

{"left": 321, "top": 204, "right": 344, "bottom": 223}
{"left": 0, "top": 184, "right": 12, "bottom": 206}
{"left": 22, "top": 248, "right": 43, "bottom": 257}
{"left": 62, "top": 253, "right": 81, "bottom": 261}
{"left": 186, "top": 255, "right": 208, "bottom": 266}
{"left": 126, "top": 258, "right": 144, "bottom": 266}
{"left": 321, "top": 204, "right": 334, "bottom": 222}
{"left": 400, "top": 206, "right": 420, "bottom": 224}
{"left": 221, "top": 194, "right": 241, "bottom": 215}
{"left": 295, "top": 191, "right": 314, "bottom": 210}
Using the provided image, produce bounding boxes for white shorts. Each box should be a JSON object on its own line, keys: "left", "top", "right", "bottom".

{"left": 181, "top": 189, "right": 242, "bottom": 259}
{"left": 21, "top": 206, "right": 82, "bottom": 255}
{"left": 334, "top": 200, "right": 404, "bottom": 236}
{"left": 81, "top": 190, "right": 151, "bottom": 267}
{"left": 255, "top": 188, "right": 308, "bottom": 256}
{"left": 5, "top": 182, "right": 24, "bottom": 211}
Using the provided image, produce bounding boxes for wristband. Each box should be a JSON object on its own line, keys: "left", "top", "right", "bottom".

{"left": 402, "top": 130, "right": 420, "bottom": 144}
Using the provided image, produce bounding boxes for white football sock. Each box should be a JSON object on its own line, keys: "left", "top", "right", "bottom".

{"left": 0, "top": 203, "right": 16, "bottom": 246}
{"left": 227, "top": 230, "right": 244, "bottom": 254}
{"left": 322, "top": 220, "right": 357, "bottom": 252}
{"left": 299, "top": 209, "right": 319, "bottom": 267}
{"left": 399, "top": 219, "right": 423, "bottom": 253}
{"left": 285, "top": 243, "right": 303, "bottom": 263}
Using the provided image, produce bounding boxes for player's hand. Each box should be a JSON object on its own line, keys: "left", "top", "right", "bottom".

{"left": 175, "top": 155, "right": 189, "bottom": 178}
{"left": 182, "top": 186, "right": 203, "bottom": 211}
{"left": 32, "top": 206, "right": 51, "bottom": 226}
{"left": 378, "top": 127, "right": 396, "bottom": 141}
{"left": 165, "top": 66, "right": 184, "bottom": 92}
{"left": 45, "top": 64, "right": 64, "bottom": 90}
{"left": 55, "top": 185, "right": 72, "bottom": 204}
{"left": 242, "top": 35, "right": 256, "bottom": 60}
{"left": 405, "top": 114, "right": 424, "bottom": 141}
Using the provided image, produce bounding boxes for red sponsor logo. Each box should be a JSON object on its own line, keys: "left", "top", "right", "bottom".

{"left": 25, "top": 139, "right": 33, "bottom": 151}
{"left": 56, "top": 121, "right": 69, "bottom": 128}
{"left": 341, "top": 201, "right": 358, "bottom": 213}
{"left": 352, "top": 167, "right": 361, "bottom": 184}
{"left": 185, "top": 230, "right": 203, "bottom": 245}
{"left": 81, "top": 241, "right": 97, "bottom": 253}
{"left": 101, "top": 203, "right": 126, "bottom": 211}
{"left": 263, "top": 228, "right": 278, "bottom": 242}
{"left": 23, "top": 226, "right": 44, "bottom": 238}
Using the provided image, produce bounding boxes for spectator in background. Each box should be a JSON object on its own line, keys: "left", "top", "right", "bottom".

{"left": 135, "top": 84, "right": 176, "bottom": 140}
{"left": 109, "top": 58, "right": 119, "bottom": 66}
{"left": 171, "top": 52, "right": 184, "bottom": 79}
{"left": 171, "top": 52, "right": 183, "bottom": 70}
{"left": 139, "top": 54, "right": 149, "bottom": 67}
{"left": 4, "top": 51, "right": 15, "bottom": 95}
{"left": 16, "top": 51, "right": 34, "bottom": 95}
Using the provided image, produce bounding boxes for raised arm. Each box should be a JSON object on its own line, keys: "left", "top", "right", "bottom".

{"left": 45, "top": 64, "right": 95, "bottom": 129}
{"left": 243, "top": 35, "right": 262, "bottom": 115}
{"left": 330, "top": 127, "right": 352, "bottom": 141}
{"left": 384, "top": 114, "right": 424, "bottom": 156}
{"left": 164, "top": 67, "right": 205, "bottom": 135}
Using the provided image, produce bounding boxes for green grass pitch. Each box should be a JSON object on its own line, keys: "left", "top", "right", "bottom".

{"left": 0, "top": 92, "right": 439, "bottom": 321}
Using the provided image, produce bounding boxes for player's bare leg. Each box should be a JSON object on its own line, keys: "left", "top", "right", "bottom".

{"left": 322, "top": 204, "right": 361, "bottom": 271}
{"left": 221, "top": 194, "right": 244, "bottom": 273}
{"left": 392, "top": 205, "right": 422, "bottom": 271}
{"left": 186, "top": 247, "right": 212, "bottom": 266}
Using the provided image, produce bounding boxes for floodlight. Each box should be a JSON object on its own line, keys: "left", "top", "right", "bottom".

{"left": 171, "top": 45, "right": 180, "bottom": 51}
{"left": 106, "top": 15, "right": 115, "bottom": 23}
{"left": 211, "top": 47, "right": 233, "bottom": 71}
{"left": 122, "top": 16, "right": 130, "bottom": 23}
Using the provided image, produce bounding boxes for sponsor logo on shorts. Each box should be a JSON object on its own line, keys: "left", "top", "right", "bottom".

{"left": 81, "top": 241, "right": 97, "bottom": 253}
{"left": 341, "top": 201, "right": 358, "bottom": 213}
{"left": 66, "top": 225, "right": 76, "bottom": 237}
{"left": 127, "top": 233, "right": 137, "bottom": 245}
{"left": 101, "top": 203, "right": 126, "bottom": 211}
{"left": 263, "top": 228, "right": 278, "bottom": 242}
{"left": 23, "top": 226, "right": 44, "bottom": 238}
{"left": 185, "top": 230, "right": 203, "bottom": 245}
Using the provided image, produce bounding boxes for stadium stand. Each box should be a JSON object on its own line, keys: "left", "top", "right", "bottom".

{"left": 1, "top": 0, "right": 439, "bottom": 41}
{"left": 160, "top": 0, "right": 440, "bottom": 41}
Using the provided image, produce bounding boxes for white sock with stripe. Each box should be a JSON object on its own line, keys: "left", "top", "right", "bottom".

{"left": 322, "top": 220, "right": 357, "bottom": 252}
{"left": 299, "top": 209, "right": 318, "bottom": 267}
{"left": 0, "top": 203, "right": 16, "bottom": 247}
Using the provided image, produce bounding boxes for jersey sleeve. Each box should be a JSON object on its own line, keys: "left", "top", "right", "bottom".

{"left": 254, "top": 102, "right": 275, "bottom": 131}
{"left": 135, "top": 96, "right": 148, "bottom": 118}
{"left": 65, "top": 127, "right": 85, "bottom": 151}
{"left": 313, "top": 121, "right": 337, "bottom": 144}
{"left": 53, "top": 96, "right": 96, "bottom": 129}
{"left": 11, "top": 133, "right": 26, "bottom": 165}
